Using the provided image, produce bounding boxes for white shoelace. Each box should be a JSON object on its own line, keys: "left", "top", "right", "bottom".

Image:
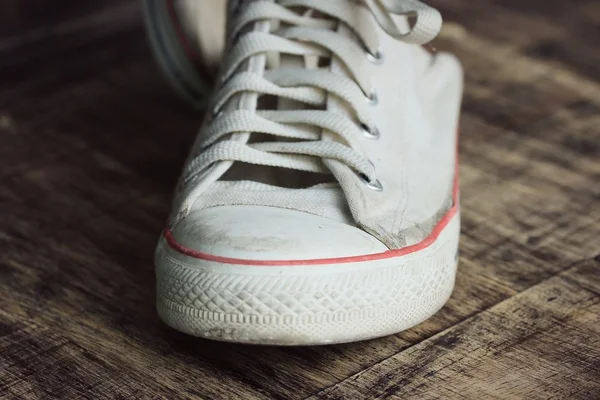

{"left": 184, "top": 0, "right": 441, "bottom": 192}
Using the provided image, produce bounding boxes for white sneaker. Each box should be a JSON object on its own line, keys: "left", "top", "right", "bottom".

{"left": 142, "top": 0, "right": 227, "bottom": 105}
{"left": 155, "top": 0, "right": 463, "bottom": 345}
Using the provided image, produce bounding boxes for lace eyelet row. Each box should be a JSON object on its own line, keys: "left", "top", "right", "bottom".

{"left": 361, "top": 47, "right": 384, "bottom": 190}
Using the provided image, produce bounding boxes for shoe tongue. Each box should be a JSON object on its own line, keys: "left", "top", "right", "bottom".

{"left": 200, "top": 5, "right": 353, "bottom": 219}
{"left": 260, "top": 6, "right": 344, "bottom": 188}
{"left": 199, "top": 3, "right": 359, "bottom": 220}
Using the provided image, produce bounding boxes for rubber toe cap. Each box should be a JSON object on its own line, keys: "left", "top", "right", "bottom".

{"left": 170, "top": 205, "right": 389, "bottom": 261}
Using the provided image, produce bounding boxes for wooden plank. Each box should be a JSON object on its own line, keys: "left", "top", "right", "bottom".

{"left": 308, "top": 258, "right": 600, "bottom": 399}
{"left": 0, "top": 316, "right": 169, "bottom": 400}
{"left": 0, "top": 1, "right": 140, "bottom": 69}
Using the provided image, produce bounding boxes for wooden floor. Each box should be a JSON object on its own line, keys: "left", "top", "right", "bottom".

{"left": 1, "top": 1, "right": 600, "bottom": 399}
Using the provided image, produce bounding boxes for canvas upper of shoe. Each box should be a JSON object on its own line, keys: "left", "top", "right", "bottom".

{"left": 167, "top": 0, "right": 463, "bottom": 256}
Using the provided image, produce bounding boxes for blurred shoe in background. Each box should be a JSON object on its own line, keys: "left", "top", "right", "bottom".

{"left": 142, "top": 0, "right": 226, "bottom": 106}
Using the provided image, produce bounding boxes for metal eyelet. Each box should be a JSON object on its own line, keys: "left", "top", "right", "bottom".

{"left": 365, "top": 88, "right": 378, "bottom": 105}
{"left": 360, "top": 123, "right": 380, "bottom": 139}
{"left": 358, "top": 172, "right": 383, "bottom": 192}
{"left": 366, "top": 48, "right": 384, "bottom": 65}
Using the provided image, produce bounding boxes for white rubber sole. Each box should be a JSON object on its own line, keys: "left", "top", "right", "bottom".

{"left": 155, "top": 212, "right": 460, "bottom": 345}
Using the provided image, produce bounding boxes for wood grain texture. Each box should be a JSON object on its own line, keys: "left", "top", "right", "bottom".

{"left": 0, "top": 0, "right": 599, "bottom": 399}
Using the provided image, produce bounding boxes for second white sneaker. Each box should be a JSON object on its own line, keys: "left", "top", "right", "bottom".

{"left": 155, "top": 0, "right": 463, "bottom": 345}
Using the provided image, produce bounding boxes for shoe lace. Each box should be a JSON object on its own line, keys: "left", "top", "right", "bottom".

{"left": 184, "top": 0, "right": 441, "bottom": 194}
